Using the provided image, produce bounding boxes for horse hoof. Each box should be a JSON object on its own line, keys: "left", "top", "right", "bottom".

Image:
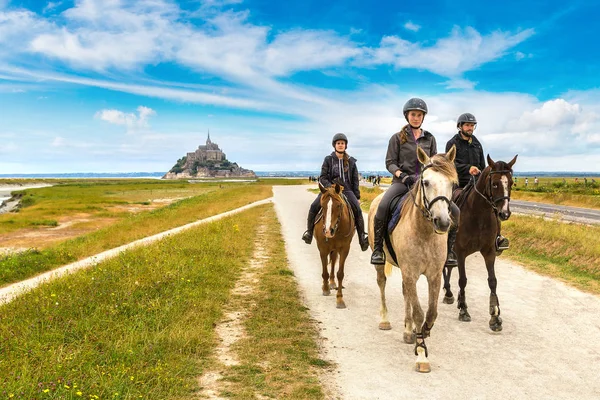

{"left": 443, "top": 295, "right": 455, "bottom": 304}
{"left": 458, "top": 312, "right": 471, "bottom": 322}
{"left": 336, "top": 301, "right": 346, "bottom": 309}
{"left": 378, "top": 322, "right": 392, "bottom": 330}
{"left": 415, "top": 362, "right": 431, "bottom": 373}
{"left": 330, "top": 283, "right": 337, "bottom": 290}
{"left": 322, "top": 290, "right": 330, "bottom": 296}
{"left": 489, "top": 318, "right": 503, "bottom": 332}
{"left": 403, "top": 332, "right": 416, "bottom": 344}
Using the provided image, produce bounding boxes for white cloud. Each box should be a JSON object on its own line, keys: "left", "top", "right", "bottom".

{"left": 52, "top": 136, "right": 66, "bottom": 147}
{"left": 364, "top": 26, "right": 535, "bottom": 77}
{"left": 43, "top": 2, "right": 62, "bottom": 13}
{"left": 404, "top": 21, "right": 420, "bottom": 32}
{"left": 95, "top": 105, "right": 156, "bottom": 132}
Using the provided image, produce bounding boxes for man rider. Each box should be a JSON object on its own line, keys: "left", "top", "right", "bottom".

{"left": 444, "top": 113, "right": 509, "bottom": 267}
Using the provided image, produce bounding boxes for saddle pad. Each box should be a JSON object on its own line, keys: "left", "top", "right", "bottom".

{"left": 387, "top": 192, "right": 410, "bottom": 233}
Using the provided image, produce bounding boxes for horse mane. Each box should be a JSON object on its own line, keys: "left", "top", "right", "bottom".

{"left": 399, "top": 154, "right": 458, "bottom": 215}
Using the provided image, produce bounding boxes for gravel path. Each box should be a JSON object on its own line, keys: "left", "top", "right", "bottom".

{"left": 273, "top": 185, "right": 600, "bottom": 400}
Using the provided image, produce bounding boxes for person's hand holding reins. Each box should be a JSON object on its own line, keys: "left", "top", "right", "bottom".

{"left": 469, "top": 166, "right": 481, "bottom": 176}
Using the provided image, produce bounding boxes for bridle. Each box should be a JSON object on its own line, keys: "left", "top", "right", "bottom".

{"left": 472, "top": 168, "right": 513, "bottom": 214}
{"left": 322, "top": 192, "right": 352, "bottom": 240}
{"left": 410, "top": 163, "right": 452, "bottom": 223}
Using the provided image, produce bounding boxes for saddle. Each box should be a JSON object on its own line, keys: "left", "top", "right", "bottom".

{"left": 382, "top": 192, "right": 411, "bottom": 266}
{"left": 453, "top": 180, "right": 475, "bottom": 208}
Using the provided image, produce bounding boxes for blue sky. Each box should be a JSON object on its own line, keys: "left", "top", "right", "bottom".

{"left": 1, "top": 0, "right": 599, "bottom": 173}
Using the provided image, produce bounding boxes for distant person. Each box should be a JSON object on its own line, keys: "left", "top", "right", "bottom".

{"left": 444, "top": 112, "right": 508, "bottom": 265}
{"left": 534, "top": 176, "right": 539, "bottom": 187}
{"left": 371, "top": 98, "right": 441, "bottom": 265}
{"left": 525, "top": 177, "right": 529, "bottom": 187}
{"left": 301, "top": 133, "right": 368, "bottom": 251}
{"left": 575, "top": 177, "right": 579, "bottom": 184}
{"left": 377, "top": 175, "right": 381, "bottom": 185}
{"left": 584, "top": 177, "right": 588, "bottom": 186}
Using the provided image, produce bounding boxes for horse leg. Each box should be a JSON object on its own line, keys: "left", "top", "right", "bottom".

{"left": 424, "top": 272, "right": 442, "bottom": 338}
{"left": 329, "top": 251, "right": 338, "bottom": 290}
{"left": 457, "top": 256, "right": 471, "bottom": 322}
{"left": 404, "top": 277, "right": 429, "bottom": 373}
{"left": 335, "top": 249, "right": 348, "bottom": 309}
{"left": 403, "top": 278, "right": 419, "bottom": 345}
{"left": 484, "top": 252, "right": 503, "bottom": 332}
{"left": 376, "top": 264, "right": 391, "bottom": 330}
{"left": 442, "top": 265, "right": 455, "bottom": 304}
{"left": 321, "top": 251, "right": 330, "bottom": 296}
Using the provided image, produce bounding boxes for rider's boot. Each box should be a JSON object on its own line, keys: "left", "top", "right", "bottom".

{"left": 370, "top": 216, "right": 387, "bottom": 265}
{"left": 496, "top": 234, "right": 510, "bottom": 255}
{"left": 444, "top": 226, "right": 458, "bottom": 267}
{"left": 302, "top": 210, "right": 318, "bottom": 244}
{"left": 355, "top": 210, "right": 369, "bottom": 251}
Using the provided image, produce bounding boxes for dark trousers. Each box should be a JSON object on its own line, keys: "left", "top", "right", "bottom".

{"left": 375, "top": 182, "right": 409, "bottom": 221}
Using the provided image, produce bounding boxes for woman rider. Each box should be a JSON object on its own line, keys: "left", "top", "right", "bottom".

{"left": 371, "top": 98, "right": 440, "bottom": 265}
{"left": 302, "top": 133, "right": 369, "bottom": 251}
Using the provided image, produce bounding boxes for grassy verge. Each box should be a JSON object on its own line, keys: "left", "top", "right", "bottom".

{"left": 206, "top": 205, "right": 329, "bottom": 399}
{"left": 0, "top": 204, "right": 327, "bottom": 399}
{"left": 0, "top": 185, "right": 271, "bottom": 286}
{"left": 502, "top": 215, "right": 600, "bottom": 295}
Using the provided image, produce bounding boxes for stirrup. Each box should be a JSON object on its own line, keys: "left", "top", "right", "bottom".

{"left": 444, "top": 252, "right": 458, "bottom": 267}
{"left": 370, "top": 249, "right": 385, "bottom": 265}
{"left": 495, "top": 236, "right": 509, "bottom": 254}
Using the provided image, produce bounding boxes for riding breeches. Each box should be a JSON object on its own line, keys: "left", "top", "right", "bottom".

{"left": 375, "top": 182, "right": 409, "bottom": 220}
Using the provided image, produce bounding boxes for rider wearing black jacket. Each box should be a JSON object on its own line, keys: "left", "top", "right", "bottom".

{"left": 444, "top": 113, "right": 509, "bottom": 267}
{"left": 301, "top": 133, "right": 369, "bottom": 251}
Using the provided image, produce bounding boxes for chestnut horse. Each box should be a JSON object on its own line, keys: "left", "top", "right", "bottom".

{"left": 314, "top": 181, "right": 354, "bottom": 309}
{"left": 442, "top": 154, "right": 517, "bottom": 332}
{"left": 368, "top": 146, "right": 457, "bottom": 373}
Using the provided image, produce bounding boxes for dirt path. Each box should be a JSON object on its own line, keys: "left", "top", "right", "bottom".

{"left": 272, "top": 185, "right": 600, "bottom": 400}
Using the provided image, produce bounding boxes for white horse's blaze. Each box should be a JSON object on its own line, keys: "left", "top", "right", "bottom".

{"left": 500, "top": 175, "right": 510, "bottom": 213}
{"left": 325, "top": 198, "right": 333, "bottom": 233}
{"left": 424, "top": 170, "right": 454, "bottom": 230}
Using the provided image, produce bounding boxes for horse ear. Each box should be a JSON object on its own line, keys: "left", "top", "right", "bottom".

{"left": 417, "top": 146, "right": 430, "bottom": 166}
{"left": 446, "top": 144, "right": 456, "bottom": 163}
{"left": 507, "top": 154, "right": 518, "bottom": 168}
{"left": 487, "top": 154, "right": 496, "bottom": 168}
{"left": 334, "top": 183, "right": 341, "bottom": 194}
{"left": 318, "top": 181, "right": 327, "bottom": 194}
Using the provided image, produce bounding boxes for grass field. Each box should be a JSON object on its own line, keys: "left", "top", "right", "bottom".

{"left": 0, "top": 181, "right": 275, "bottom": 286}
{"left": 0, "top": 204, "right": 328, "bottom": 399}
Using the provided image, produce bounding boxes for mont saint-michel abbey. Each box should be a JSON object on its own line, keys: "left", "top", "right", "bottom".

{"left": 186, "top": 131, "right": 226, "bottom": 164}
{"left": 163, "top": 131, "right": 255, "bottom": 179}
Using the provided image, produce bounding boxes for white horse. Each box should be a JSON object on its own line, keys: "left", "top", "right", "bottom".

{"left": 368, "top": 146, "right": 457, "bottom": 373}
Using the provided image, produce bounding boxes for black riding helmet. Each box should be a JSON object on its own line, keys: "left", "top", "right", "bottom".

{"left": 332, "top": 133, "right": 348, "bottom": 147}
{"left": 457, "top": 113, "right": 477, "bottom": 128}
{"left": 403, "top": 98, "right": 428, "bottom": 125}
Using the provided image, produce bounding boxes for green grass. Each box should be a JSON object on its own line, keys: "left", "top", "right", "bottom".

{"left": 213, "top": 206, "right": 328, "bottom": 399}
{"left": 1, "top": 180, "right": 219, "bottom": 234}
{"left": 512, "top": 176, "right": 600, "bottom": 209}
{"left": 0, "top": 184, "right": 272, "bottom": 286}
{"left": 503, "top": 215, "right": 600, "bottom": 295}
{"left": 0, "top": 204, "right": 327, "bottom": 399}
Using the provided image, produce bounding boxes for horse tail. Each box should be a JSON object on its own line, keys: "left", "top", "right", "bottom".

{"left": 385, "top": 262, "right": 394, "bottom": 277}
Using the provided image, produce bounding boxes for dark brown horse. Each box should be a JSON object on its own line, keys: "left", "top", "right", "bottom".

{"left": 442, "top": 154, "right": 517, "bottom": 332}
{"left": 314, "top": 181, "right": 354, "bottom": 308}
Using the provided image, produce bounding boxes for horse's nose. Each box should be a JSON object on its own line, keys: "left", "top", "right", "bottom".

{"left": 499, "top": 210, "right": 511, "bottom": 221}
{"left": 433, "top": 217, "right": 450, "bottom": 233}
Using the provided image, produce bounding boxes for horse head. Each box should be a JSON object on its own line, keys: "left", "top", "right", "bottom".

{"left": 318, "top": 181, "right": 345, "bottom": 239}
{"left": 416, "top": 145, "right": 458, "bottom": 233}
{"left": 486, "top": 154, "right": 518, "bottom": 221}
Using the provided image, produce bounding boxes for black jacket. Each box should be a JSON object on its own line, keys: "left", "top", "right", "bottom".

{"left": 319, "top": 152, "right": 361, "bottom": 199}
{"left": 445, "top": 133, "right": 485, "bottom": 188}
{"left": 386, "top": 125, "right": 437, "bottom": 184}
